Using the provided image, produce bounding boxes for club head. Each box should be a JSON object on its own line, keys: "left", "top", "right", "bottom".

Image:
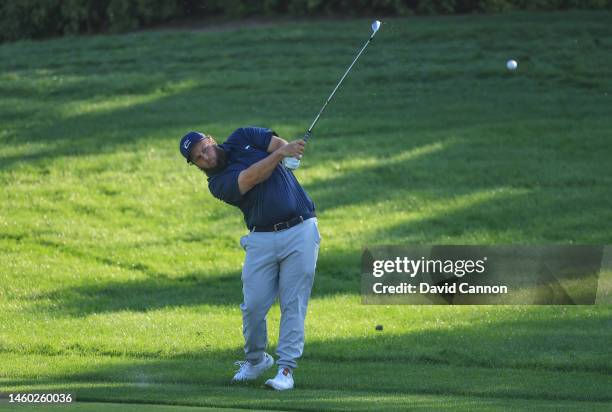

{"left": 371, "top": 20, "right": 381, "bottom": 34}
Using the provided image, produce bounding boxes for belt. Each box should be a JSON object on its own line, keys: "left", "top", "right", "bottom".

{"left": 252, "top": 213, "right": 315, "bottom": 232}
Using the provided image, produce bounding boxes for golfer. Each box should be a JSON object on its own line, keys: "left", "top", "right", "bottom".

{"left": 179, "top": 127, "right": 320, "bottom": 390}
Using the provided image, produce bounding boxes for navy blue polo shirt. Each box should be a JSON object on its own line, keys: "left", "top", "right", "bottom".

{"left": 207, "top": 127, "right": 315, "bottom": 230}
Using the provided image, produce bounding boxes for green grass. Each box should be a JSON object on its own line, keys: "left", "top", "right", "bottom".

{"left": 0, "top": 401, "right": 242, "bottom": 412}
{"left": 1, "top": 10, "right": 612, "bottom": 411}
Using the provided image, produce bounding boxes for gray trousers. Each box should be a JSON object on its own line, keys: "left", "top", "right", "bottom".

{"left": 239, "top": 217, "right": 320, "bottom": 370}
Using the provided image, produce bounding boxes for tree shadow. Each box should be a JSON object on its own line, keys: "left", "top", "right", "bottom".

{"left": 3, "top": 311, "right": 611, "bottom": 409}
{"left": 28, "top": 240, "right": 361, "bottom": 317}
{"left": 34, "top": 273, "right": 243, "bottom": 315}
{"left": 300, "top": 126, "right": 612, "bottom": 243}
{"left": 0, "top": 84, "right": 226, "bottom": 171}
{"left": 26, "top": 151, "right": 610, "bottom": 318}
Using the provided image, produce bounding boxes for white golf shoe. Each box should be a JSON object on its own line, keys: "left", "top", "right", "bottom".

{"left": 265, "top": 367, "right": 294, "bottom": 391}
{"left": 231, "top": 352, "right": 274, "bottom": 382}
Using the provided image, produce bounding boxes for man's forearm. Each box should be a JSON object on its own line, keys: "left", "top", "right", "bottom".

{"left": 249, "top": 150, "right": 285, "bottom": 183}
{"left": 238, "top": 150, "right": 284, "bottom": 195}
{"left": 267, "top": 136, "right": 288, "bottom": 153}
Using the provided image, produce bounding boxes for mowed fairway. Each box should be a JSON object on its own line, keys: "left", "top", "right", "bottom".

{"left": 1, "top": 11, "right": 611, "bottom": 411}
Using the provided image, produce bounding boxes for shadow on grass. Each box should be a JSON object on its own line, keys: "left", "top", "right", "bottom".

{"left": 35, "top": 273, "right": 243, "bottom": 315}
{"left": 0, "top": 87, "right": 230, "bottom": 172}
{"left": 28, "top": 266, "right": 353, "bottom": 316}
{"left": 28, "top": 177, "right": 611, "bottom": 317}
{"left": 30, "top": 241, "right": 360, "bottom": 316}
{"left": 3, "top": 311, "right": 612, "bottom": 407}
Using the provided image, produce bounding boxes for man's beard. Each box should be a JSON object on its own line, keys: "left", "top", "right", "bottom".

{"left": 202, "top": 146, "right": 228, "bottom": 176}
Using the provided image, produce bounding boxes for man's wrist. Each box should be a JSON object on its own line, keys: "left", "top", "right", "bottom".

{"left": 271, "top": 149, "right": 286, "bottom": 162}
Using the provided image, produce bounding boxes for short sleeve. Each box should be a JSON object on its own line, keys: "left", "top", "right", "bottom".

{"left": 241, "top": 127, "right": 276, "bottom": 151}
{"left": 208, "top": 171, "right": 242, "bottom": 205}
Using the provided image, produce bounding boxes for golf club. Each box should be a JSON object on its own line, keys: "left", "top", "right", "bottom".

{"left": 283, "top": 20, "right": 382, "bottom": 170}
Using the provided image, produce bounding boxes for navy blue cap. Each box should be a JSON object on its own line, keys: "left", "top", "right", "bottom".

{"left": 179, "top": 132, "right": 205, "bottom": 163}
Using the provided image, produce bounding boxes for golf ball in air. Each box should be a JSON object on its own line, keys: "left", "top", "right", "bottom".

{"left": 506, "top": 59, "right": 518, "bottom": 70}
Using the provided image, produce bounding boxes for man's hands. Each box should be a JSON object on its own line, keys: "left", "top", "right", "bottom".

{"left": 277, "top": 139, "right": 305, "bottom": 159}
{"left": 267, "top": 136, "right": 306, "bottom": 159}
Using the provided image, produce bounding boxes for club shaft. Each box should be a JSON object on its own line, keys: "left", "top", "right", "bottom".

{"left": 307, "top": 33, "right": 377, "bottom": 134}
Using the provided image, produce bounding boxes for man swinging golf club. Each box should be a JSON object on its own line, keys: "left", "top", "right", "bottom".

{"left": 180, "top": 127, "right": 320, "bottom": 391}
{"left": 179, "top": 20, "right": 381, "bottom": 391}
